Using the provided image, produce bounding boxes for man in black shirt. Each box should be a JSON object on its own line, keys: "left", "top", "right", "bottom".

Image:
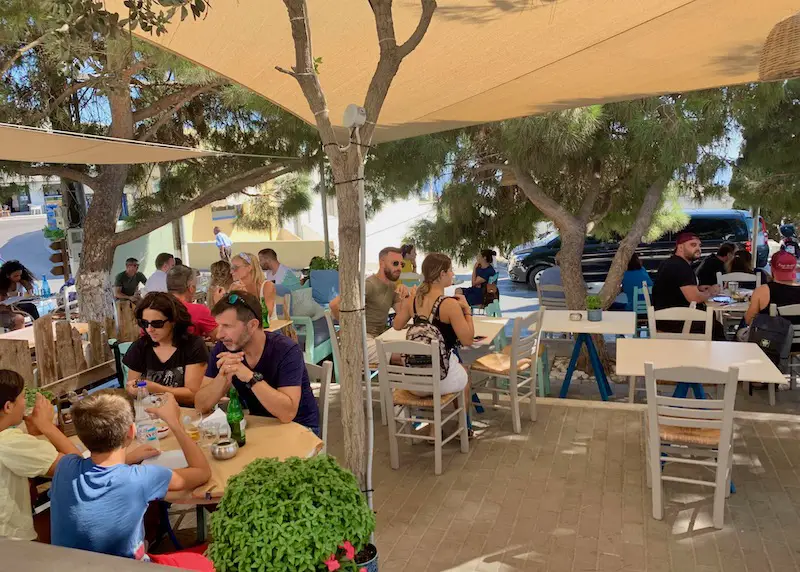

{"left": 695, "top": 242, "right": 736, "bottom": 286}
{"left": 652, "top": 233, "right": 722, "bottom": 335}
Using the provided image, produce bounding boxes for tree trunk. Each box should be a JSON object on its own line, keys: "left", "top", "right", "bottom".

{"left": 556, "top": 225, "right": 588, "bottom": 310}
{"left": 77, "top": 169, "right": 127, "bottom": 322}
{"left": 329, "top": 152, "right": 367, "bottom": 488}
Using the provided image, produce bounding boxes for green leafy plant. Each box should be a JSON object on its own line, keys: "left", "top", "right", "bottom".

{"left": 310, "top": 255, "right": 339, "bottom": 271}
{"left": 585, "top": 295, "right": 602, "bottom": 310}
{"left": 42, "top": 227, "right": 66, "bottom": 240}
{"left": 25, "top": 387, "right": 55, "bottom": 408}
{"left": 208, "top": 455, "right": 375, "bottom": 572}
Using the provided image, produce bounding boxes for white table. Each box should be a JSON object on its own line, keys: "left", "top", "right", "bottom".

{"left": 616, "top": 338, "right": 785, "bottom": 406}
{"left": 541, "top": 310, "right": 636, "bottom": 400}
{"left": 379, "top": 316, "right": 508, "bottom": 348}
{"left": 28, "top": 205, "right": 43, "bottom": 215}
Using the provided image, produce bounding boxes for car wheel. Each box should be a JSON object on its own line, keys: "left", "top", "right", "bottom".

{"left": 527, "top": 265, "right": 548, "bottom": 290}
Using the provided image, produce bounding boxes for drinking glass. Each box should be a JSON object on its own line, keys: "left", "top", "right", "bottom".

{"left": 200, "top": 423, "right": 220, "bottom": 448}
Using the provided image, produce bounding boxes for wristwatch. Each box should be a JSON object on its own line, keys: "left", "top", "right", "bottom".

{"left": 245, "top": 372, "right": 265, "bottom": 389}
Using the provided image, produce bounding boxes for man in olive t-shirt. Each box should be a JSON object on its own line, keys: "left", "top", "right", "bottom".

{"left": 330, "top": 247, "right": 409, "bottom": 362}
{"left": 113, "top": 258, "right": 147, "bottom": 301}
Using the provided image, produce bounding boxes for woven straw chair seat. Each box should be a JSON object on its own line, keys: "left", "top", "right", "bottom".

{"left": 393, "top": 389, "right": 458, "bottom": 407}
{"left": 659, "top": 424, "right": 720, "bottom": 447}
{"left": 471, "top": 353, "right": 531, "bottom": 375}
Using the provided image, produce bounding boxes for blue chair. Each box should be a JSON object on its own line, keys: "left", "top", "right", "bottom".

{"left": 632, "top": 283, "right": 652, "bottom": 338}
{"left": 109, "top": 339, "right": 133, "bottom": 386}
{"left": 470, "top": 273, "right": 502, "bottom": 318}
{"left": 310, "top": 270, "right": 339, "bottom": 305}
{"left": 284, "top": 293, "right": 333, "bottom": 364}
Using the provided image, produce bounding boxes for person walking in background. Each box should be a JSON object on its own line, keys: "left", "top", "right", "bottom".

{"left": 622, "top": 253, "right": 652, "bottom": 312}
{"left": 143, "top": 253, "right": 175, "bottom": 294}
{"left": 400, "top": 244, "right": 417, "bottom": 273}
{"left": 114, "top": 258, "right": 147, "bottom": 302}
{"left": 206, "top": 260, "right": 234, "bottom": 310}
{"left": 258, "top": 248, "right": 301, "bottom": 295}
{"left": 456, "top": 249, "right": 498, "bottom": 307}
{"left": 695, "top": 242, "right": 735, "bottom": 286}
{"left": 214, "top": 227, "right": 232, "bottom": 262}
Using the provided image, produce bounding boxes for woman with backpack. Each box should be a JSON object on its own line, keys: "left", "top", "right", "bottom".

{"left": 393, "top": 253, "right": 475, "bottom": 397}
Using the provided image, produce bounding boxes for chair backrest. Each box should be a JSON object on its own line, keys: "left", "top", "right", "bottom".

{"left": 305, "top": 360, "right": 333, "bottom": 452}
{"left": 770, "top": 303, "right": 800, "bottom": 346}
{"left": 647, "top": 304, "right": 712, "bottom": 340}
{"left": 275, "top": 293, "right": 291, "bottom": 320}
{"left": 488, "top": 273, "right": 499, "bottom": 285}
{"left": 375, "top": 338, "right": 443, "bottom": 401}
{"left": 509, "top": 308, "right": 545, "bottom": 374}
{"left": 63, "top": 284, "right": 78, "bottom": 315}
{"left": 644, "top": 362, "right": 738, "bottom": 448}
{"left": 324, "top": 310, "right": 341, "bottom": 380}
{"left": 717, "top": 271, "right": 761, "bottom": 289}
{"left": 538, "top": 283, "right": 568, "bottom": 310}
{"left": 632, "top": 281, "right": 651, "bottom": 315}
{"left": 110, "top": 341, "right": 133, "bottom": 385}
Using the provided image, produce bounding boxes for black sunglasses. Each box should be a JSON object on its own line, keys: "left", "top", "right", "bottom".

{"left": 138, "top": 319, "right": 169, "bottom": 329}
{"left": 227, "top": 293, "right": 260, "bottom": 321}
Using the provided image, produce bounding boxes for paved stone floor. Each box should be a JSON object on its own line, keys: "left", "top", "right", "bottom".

{"left": 321, "top": 396, "right": 800, "bottom": 572}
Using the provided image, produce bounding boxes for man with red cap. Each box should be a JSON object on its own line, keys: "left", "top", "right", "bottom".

{"left": 652, "top": 232, "right": 721, "bottom": 334}
{"left": 745, "top": 251, "right": 800, "bottom": 344}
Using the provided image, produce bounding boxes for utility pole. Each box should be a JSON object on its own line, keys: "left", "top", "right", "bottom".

{"left": 319, "top": 144, "right": 330, "bottom": 258}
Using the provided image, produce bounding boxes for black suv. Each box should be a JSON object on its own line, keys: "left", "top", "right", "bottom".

{"left": 508, "top": 209, "right": 768, "bottom": 289}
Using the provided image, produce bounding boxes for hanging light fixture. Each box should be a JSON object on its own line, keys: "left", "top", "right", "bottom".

{"left": 760, "top": 12, "right": 800, "bottom": 81}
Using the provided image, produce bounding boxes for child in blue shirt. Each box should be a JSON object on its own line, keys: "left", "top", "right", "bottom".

{"left": 50, "top": 390, "right": 211, "bottom": 565}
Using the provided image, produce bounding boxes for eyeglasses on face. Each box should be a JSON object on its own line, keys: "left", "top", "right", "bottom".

{"left": 389, "top": 261, "right": 402, "bottom": 267}
{"left": 138, "top": 319, "right": 169, "bottom": 329}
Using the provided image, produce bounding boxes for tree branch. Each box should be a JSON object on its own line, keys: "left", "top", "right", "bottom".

{"left": 111, "top": 164, "right": 295, "bottom": 247}
{"left": 131, "top": 79, "right": 225, "bottom": 124}
{"left": 0, "top": 15, "right": 84, "bottom": 78}
{"left": 577, "top": 162, "right": 602, "bottom": 223}
{"left": 597, "top": 181, "right": 666, "bottom": 307}
{"left": 397, "top": 0, "right": 437, "bottom": 58}
{"left": 30, "top": 77, "right": 102, "bottom": 125}
{"left": 10, "top": 164, "right": 95, "bottom": 189}
{"left": 137, "top": 103, "right": 180, "bottom": 142}
{"left": 510, "top": 163, "right": 576, "bottom": 229}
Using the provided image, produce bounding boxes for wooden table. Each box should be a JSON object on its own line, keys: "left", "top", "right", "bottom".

{"left": 542, "top": 310, "right": 636, "bottom": 400}
{"left": 378, "top": 316, "right": 508, "bottom": 347}
{"left": 266, "top": 318, "right": 293, "bottom": 333}
{"left": 0, "top": 321, "right": 88, "bottom": 349}
{"left": 0, "top": 538, "right": 172, "bottom": 571}
{"left": 616, "top": 338, "right": 785, "bottom": 406}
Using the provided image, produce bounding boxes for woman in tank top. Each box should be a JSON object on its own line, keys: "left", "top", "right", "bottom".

{"left": 745, "top": 251, "right": 800, "bottom": 350}
{"left": 392, "top": 252, "right": 475, "bottom": 396}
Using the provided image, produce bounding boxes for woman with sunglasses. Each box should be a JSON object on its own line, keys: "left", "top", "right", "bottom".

{"left": 230, "top": 252, "right": 277, "bottom": 322}
{"left": 123, "top": 292, "right": 209, "bottom": 406}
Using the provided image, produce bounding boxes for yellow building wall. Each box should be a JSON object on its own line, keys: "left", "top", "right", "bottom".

{"left": 185, "top": 205, "right": 280, "bottom": 243}
{"left": 187, "top": 240, "right": 328, "bottom": 271}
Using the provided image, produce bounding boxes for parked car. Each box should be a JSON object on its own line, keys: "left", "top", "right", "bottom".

{"left": 508, "top": 209, "right": 769, "bottom": 289}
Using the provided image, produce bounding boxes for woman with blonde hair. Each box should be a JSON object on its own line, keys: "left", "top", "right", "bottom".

{"left": 207, "top": 260, "right": 234, "bottom": 309}
{"left": 230, "top": 252, "right": 277, "bottom": 320}
{"left": 393, "top": 252, "right": 474, "bottom": 397}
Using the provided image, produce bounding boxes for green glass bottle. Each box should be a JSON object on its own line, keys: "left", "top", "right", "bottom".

{"left": 260, "top": 296, "right": 270, "bottom": 330}
{"left": 226, "top": 386, "right": 246, "bottom": 447}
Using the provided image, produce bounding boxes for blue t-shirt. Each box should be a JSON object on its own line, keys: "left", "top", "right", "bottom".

{"left": 50, "top": 454, "right": 171, "bottom": 560}
{"left": 206, "top": 332, "right": 320, "bottom": 430}
{"left": 622, "top": 268, "right": 653, "bottom": 312}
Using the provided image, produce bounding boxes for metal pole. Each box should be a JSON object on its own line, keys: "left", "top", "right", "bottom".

{"left": 319, "top": 146, "right": 330, "bottom": 258}
{"left": 752, "top": 206, "right": 760, "bottom": 262}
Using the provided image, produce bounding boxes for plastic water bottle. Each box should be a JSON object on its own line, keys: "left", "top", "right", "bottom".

{"left": 41, "top": 275, "right": 51, "bottom": 297}
{"left": 135, "top": 381, "right": 159, "bottom": 449}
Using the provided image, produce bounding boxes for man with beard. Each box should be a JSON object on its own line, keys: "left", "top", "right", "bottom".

{"left": 195, "top": 291, "right": 319, "bottom": 435}
{"left": 329, "top": 246, "right": 411, "bottom": 363}
{"left": 652, "top": 232, "right": 722, "bottom": 335}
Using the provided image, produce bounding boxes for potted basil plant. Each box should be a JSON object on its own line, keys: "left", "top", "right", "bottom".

{"left": 208, "top": 455, "right": 377, "bottom": 572}
{"left": 586, "top": 295, "right": 603, "bottom": 322}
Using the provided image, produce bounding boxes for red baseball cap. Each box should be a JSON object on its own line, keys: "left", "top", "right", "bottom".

{"left": 771, "top": 250, "right": 797, "bottom": 282}
{"left": 675, "top": 232, "right": 699, "bottom": 246}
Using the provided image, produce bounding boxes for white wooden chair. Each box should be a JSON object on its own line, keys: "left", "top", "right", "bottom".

{"left": 537, "top": 283, "right": 568, "bottom": 310}
{"left": 628, "top": 305, "right": 713, "bottom": 402}
{"left": 62, "top": 284, "right": 79, "bottom": 321}
{"left": 305, "top": 360, "right": 333, "bottom": 453}
{"left": 716, "top": 271, "right": 761, "bottom": 289}
{"left": 324, "top": 310, "right": 387, "bottom": 425}
{"left": 375, "top": 338, "right": 469, "bottom": 475}
{"left": 770, "top": 303, "right": 800, "bottom": 390}
{"left": 469, "top": 308, "right": 544, "bottom": 433}
{"left": 644, "top": 362, "right": 738, "bottom": 529}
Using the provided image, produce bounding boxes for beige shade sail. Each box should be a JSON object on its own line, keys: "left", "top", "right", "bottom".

{"left": 0, "top": 123, "right": 217, "bottom": 164}
{"left": 106, "top": 0, "right": 800, "bottom": 143}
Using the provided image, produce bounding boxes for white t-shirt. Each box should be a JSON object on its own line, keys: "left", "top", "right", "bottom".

{"left": 0, "top": 427, "right": 58, "bottom": 540}
{"left": 144, "top": 270, "right": 168, "bottom": 293}
{"left": 264, "top": 264, "right": 290, "bottom": 285}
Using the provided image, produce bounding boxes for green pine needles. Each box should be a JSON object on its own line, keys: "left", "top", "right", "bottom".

{"left": 208, "top": 455, "right": 376, "bottom": 571}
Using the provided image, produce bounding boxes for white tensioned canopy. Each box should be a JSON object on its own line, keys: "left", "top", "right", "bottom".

{"left": 107, "top": 0, "right": 800, "bottom": 143}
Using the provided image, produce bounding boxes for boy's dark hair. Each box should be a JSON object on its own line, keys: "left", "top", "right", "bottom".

{"left": 0, "top": 369, "right": 24, "bottom": 409}
{"left": 211, "top": 290, "right": 262, "bottom": 323}
{"left": 155, "top": 252, "right": 174, "bottom": 268}
{"left": 72, "top": 390, "right": 135, "bottom": 453}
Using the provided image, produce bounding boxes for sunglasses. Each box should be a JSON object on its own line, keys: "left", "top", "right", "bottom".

{"left": 227, "top": 293, "right": 260, "bottom": 321}
{"left": 389, "top": 261, "right": 402, "bottom": 267}
{"left": 138, "top": 319, "right": 169, "bottom": 329}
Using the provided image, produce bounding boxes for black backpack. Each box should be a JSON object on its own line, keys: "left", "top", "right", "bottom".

{"left": 405, "top": 296, "right": 450, "bottom": 379}
{"left": 748, "top": 312, "right": 793, "bottom": 368}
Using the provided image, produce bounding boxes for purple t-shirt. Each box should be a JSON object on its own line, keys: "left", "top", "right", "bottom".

{"left": 205, "top": 332, "right": 319, "bottom": 429}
